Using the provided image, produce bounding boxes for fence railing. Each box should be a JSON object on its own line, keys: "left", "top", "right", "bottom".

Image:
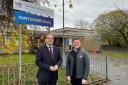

{"left": 0, "top": 64, "right": 38, "bottom": 85}
{"left": 89, "top": 55, "right": 108, "bottom": 81}
{"left": 0, "top": 54, "right": 108, "bottom": 85}
{"left": 102, "top": 47, "right": 128, "bottom": 53}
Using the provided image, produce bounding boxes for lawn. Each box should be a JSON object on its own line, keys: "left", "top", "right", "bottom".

{"left": 0, "top": 54, "right": 101, "bottom": 85}
{"left": 0, "top": 54, "right": 69, "bottom": 84}
{"left": 0, "top": 54, "right": 35, "bottom": 65}
{"left": 102, "top": 50, "right": 128, "bottom": 58}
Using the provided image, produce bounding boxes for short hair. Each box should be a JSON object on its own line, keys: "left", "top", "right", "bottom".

{"left": 72, "top": 38, "right": 81, "bottom": 41}
{"left": 44, "top": 33, "right": 54, "bottom": 39}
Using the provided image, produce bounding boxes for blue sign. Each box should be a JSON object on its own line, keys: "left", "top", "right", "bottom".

{"left": 64, "top": 39, "right": 69, "bottom": 45}
{"left": 15, "top": 10, "right": 53, "bottom": 27}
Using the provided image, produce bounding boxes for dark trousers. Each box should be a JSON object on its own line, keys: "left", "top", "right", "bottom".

{"left": 38, "top": 80, "right": 57, "bottom": 85}
{"left": 71, "top": 78, "right": 82, "bottom": 85}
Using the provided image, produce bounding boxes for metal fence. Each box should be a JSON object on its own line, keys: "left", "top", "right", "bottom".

{"left": 0, "top": 53, "right": 108, "bottom": 85}
{"left": 0, "top": 64, "right": 37, "bottom": 85}
{"left": 102, "top": 47, "right": 128, "bottom": 53}
{"left": 89, "top": 53, "right": 108, "bottom": 84}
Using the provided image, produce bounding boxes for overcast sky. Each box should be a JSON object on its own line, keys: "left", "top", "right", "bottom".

{"left": 52, "top": 0, "right": 128, "bottom": 29}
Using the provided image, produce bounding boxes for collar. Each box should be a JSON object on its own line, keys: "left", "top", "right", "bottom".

{"left": 46, "top": 44, "right": 53, "bottom": 48}
{"left": 72, "top": 47, "right": 81, "bottom": 52}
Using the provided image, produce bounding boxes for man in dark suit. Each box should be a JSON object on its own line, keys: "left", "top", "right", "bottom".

{"left": 36, "top": 33, "right": 62, "bottom": 85}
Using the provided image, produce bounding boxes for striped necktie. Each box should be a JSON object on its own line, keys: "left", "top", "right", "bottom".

{"left": 49, "top": 47, "right": 53, "bottom": 56}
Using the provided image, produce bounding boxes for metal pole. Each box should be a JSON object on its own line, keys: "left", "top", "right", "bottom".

{"left": 48, "top": 26, "right": 50, "bottom": 32}
{"left": 8, "top": 67, "right": 10, "bottom": 85}
{"left": 106, "top": 56, "right": 108, "bottom": 79}
{"left": 2, "top": 65, "right": 4, "bottom": 85}
{"left": 19, "top": 25, "right": 22, "bottom": 85}
{"left": 62, "top": 0, "right": 65, "bottom": 67}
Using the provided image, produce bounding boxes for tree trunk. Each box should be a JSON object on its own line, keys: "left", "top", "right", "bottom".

{"left": 107, "top": 39, "right": 112, "bottom": 47}
{"left": 118, "top": 30, "right": 128, "bottom": 46}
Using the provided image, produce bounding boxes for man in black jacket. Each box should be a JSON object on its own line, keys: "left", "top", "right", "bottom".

{"left": 36, "top": 33, "right": 62, "bottom": 85}
{"left": 66, "top": 38, "right": 90, "bottom": 85}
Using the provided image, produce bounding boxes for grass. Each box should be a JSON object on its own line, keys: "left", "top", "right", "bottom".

{"left": 0, "top": 54, "right": 35, "bottom": 65}
{"left": 102, "top": 50, "right": 128, "bottom": 58}
{"left": 0, "top": 54, "right": 100, "bottom": 85}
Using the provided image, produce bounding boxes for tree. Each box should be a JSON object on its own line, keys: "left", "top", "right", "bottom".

{"left": 74, "top": 19, "right": 89, "bottom": 29}
{"left": 0, "top": 0, "right": 33, "bottom": 54}
{"left": 93, "top": 9, "right": 128, "bottom": 47}
{"left": 0, "top": 0, "right": 74, "bottom": 54}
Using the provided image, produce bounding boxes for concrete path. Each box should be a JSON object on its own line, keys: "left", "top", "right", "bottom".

{"left": 105, "top": 58, "right": 128, "bottom": 85}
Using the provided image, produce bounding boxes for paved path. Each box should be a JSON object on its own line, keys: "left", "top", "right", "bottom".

{"left": 105, "top": 58, "right": 128, "bottom": 85}
{"left": 89, "top": 53, "right": 128, "bottom": 85}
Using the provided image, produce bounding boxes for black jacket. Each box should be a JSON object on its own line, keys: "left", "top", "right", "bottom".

{"left": 66, "top": 48, "right": 90, "bottom": 80}
{"left": 35, "top": 45, "right": 62, "bottom": 82}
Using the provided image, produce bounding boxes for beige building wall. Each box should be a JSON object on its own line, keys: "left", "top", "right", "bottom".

{"left": 81, "top": 37, "right": 101, "bottom": 52}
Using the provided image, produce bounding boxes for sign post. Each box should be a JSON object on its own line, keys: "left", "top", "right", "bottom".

{"left": 13, "top": 0, "right": 54, "bottom": 18}
{"left": 19, "top": 25, "right": 22, "bottom": 85}
{"left": 13, "top": 0, "right": 54, "bottom": 83}
{"left": 15, "top": 10, "right": 53, "bottom": 27}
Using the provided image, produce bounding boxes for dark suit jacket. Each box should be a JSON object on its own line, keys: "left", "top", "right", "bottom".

{"left": 35, "top": 45, "right": 62, "bottom": 82}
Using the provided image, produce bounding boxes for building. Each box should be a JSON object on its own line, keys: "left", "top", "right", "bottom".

{"left": 51, "top": 27, "right": 101, "bottom": 52}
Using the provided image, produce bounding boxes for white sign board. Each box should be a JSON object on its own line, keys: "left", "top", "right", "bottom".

{"left": 69, "top": 38, "right": 72, "bottom": 45}
{"left": 27, "top": 25, "right": 48, "bottom": 31}
{"left": 13, "top": 0, "right": 54, "bottom": 18}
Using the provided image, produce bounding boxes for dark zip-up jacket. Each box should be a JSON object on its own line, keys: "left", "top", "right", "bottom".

{"left": 66, "top": 48, "right": 90, "bottom": 80}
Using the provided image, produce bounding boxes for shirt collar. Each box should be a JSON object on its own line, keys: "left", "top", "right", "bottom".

{"left": 46, "top": 44, "right": 53, "bottom": 48}
{"left": 72, "top": 47, "right": 81, "bottom": 52}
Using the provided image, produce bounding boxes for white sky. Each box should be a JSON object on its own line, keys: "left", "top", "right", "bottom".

{"left": 52, "top": 0, "right": 128, "bottom": 29}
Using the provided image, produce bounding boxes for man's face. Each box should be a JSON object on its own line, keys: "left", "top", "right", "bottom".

{"left": 73, "top": 40, "right": 81, "bottom": 48}
{"left": 45, "top": 34, "right": 54, "bottom": 45}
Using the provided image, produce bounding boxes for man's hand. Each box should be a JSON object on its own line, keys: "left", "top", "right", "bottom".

{"left": 50, "top": 65, "right": 58, "bottom": 71}
{"left": 50, "top": 66, "right": 56, "bottom": 71}
{"left": 82, "top": 79, "right": 88, "bottom": 84}
{"left": 54, "top": 65, "right": 58, "bottom": 70}
{"left": 66, "top": 76, "right": 71, "bottom": 81}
